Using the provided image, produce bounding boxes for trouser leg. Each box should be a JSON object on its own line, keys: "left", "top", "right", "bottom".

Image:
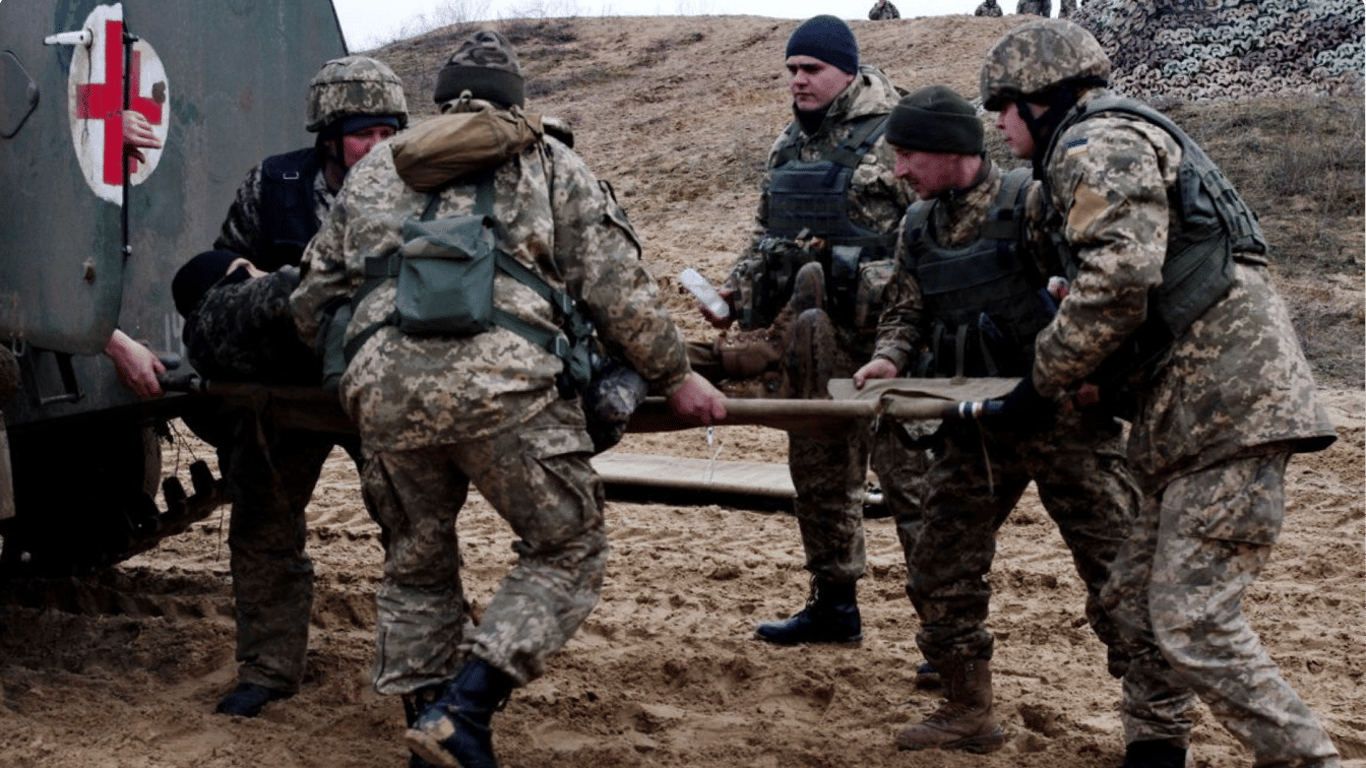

{"left": 788, "top": 424, "right": 871, "bottom": 584}
{"left": 224, "top": 416, "right": 334, "bottom": 692}
{"left": 1150, "top": 454, "right": 1339, "bottom": 767}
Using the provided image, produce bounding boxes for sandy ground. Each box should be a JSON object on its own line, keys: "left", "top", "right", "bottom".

{"left": 1, "top": 13, "right": 1363, "bottom": 768}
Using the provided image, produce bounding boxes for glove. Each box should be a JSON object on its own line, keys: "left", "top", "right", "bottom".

{"left": 982, "top": 376, "right": 1056, "bottom": 432}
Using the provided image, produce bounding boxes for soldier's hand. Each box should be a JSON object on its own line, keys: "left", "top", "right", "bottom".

{"left": 852, "top": 357, "right": 898, "bottom": 389}
{"left": 667, "top": 371, "right": 728, "bottom": 425}
{"left": 121, "top": 110, "right": 161, "bottom": 163}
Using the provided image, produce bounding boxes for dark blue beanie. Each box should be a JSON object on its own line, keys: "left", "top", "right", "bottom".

{"left": 786, "top": 15, "right": 859, "bottom": 74}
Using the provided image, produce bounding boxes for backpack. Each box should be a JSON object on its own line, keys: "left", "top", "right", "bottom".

{"left": 322, "top": 174, "right": 594, "bottom": 399}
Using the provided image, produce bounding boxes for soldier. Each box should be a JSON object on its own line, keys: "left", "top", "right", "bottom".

{"left": 868, "top": 0, "right": 901, "bottom": 20}
{"left": 1058, "top": 0, "right": 1077, "bottom": 18}
{"left": 981, "top": 19, "right": 1340, "bottom": 768}
{"left": 974, "top": 0, "right": 1004, "bottom": 17}
{"left": 289, "top": 30, "right": 726, "bottom": 768}
{"left": 1016, "top": 0, "right": 1052, "bottom": 16}
{"left": 698, "top": 14, "right": 928, "bottom": 649}
{"left": 853, "top": 84, "right": 1139, "bottom": 754}
{"left": 188, "top": 55, "right": 409, "bottom": 719}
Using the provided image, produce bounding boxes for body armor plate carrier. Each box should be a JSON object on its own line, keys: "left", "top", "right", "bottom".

{"left": 902, "top": 167, "right": 1050, "bottom": 378}
{"left": 753, "top": 114, "right": 897, "bottom": 329}
{"left": 1042, "top": 94, "right": 1269, "bottom": 385}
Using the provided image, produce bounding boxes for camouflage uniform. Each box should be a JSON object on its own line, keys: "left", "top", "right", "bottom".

{"left": 1017, "top": 0, "right": 1052, "bottom": 15}
{"left": 873, "top": 159, "right": 1136, "bottom": 673}
{"left": 1031, "top": 91, "right": 1340, "bottom": 764}
{"left": 290, "top": 105, "right": 692, "bottom": 694}
{"left": 975, "top": 0, "right": 1005, "bottom": 17}
{"left": 722, "top": 66, "right": 927, "bottom": 591}
{"left": 1058, "top": 0, "right": 1076, "bottom": 18}
{"left": 868, "top": 0, "right": 901, "bottom": 20}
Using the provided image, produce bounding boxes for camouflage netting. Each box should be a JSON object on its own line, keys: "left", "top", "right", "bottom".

{"left": 1072, "top": 0, "right": 1364, "bottom": 102}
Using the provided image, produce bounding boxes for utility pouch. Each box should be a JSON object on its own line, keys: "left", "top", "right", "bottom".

{"left": 316, "top": 299, "right": 352, "bottom": 394}
{"left": 392, "top": 196, "right": 499, "bottom": 336}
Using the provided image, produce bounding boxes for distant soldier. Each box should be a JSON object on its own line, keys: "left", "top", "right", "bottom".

{"left": 981, "top": 19, "right": 1340, "bottom": 768}
{"left": 1059, "top": 0, "right": 1077, "bottom": 17}
{"left": 869, "top": 0, "right": 901, "bottom": 19}
{"left": 1016, "top": 0, "right": 1051, "bottom": 15}
{"left": 975, "top": 0, "right": 1004, "bottom": 16}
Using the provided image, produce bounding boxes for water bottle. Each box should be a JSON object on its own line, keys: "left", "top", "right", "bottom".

{"left": 679, "top": 268, "right": 730, "bottom": 320}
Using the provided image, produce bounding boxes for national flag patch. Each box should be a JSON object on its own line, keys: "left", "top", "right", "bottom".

{"left": 1065, "top": 138, "right": 1089, "bottom": 157}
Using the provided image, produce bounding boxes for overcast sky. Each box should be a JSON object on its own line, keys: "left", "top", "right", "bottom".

{"left": 332, "top": 0, "right": 978, "bottom": 51}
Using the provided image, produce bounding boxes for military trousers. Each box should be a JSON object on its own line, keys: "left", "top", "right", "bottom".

{"left": 362, "top": 397, "right": 606, "bottom": 695}
{"left": 1103, "top": 451, "right": 1340, "bottom": 764}
{"left": 216, "top": 409, "right": 363, "bottom": 692}
{"left": 907, "top": 408, "right": 1136, "bottom": 671}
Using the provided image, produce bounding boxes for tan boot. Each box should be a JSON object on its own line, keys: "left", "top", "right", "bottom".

{"left": 714, "top": 262, "right": 828, "bottom": 396}
{"left": 894, "top": 657, "right": 1006, "bottom": 753}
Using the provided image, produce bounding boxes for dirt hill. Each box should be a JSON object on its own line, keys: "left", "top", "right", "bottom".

{"left": 0, "top": 14, "right": 1361, "bottom": 768}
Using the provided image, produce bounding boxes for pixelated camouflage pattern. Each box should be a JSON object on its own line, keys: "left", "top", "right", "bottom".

{"left": 974, "top": 0, "right": 1004, "bottom": 17}
{"left": 872, "top": 161, "right": 1053, "bottom": 372}
{"left": 364, "top": 398, "right": 605, "bottom": 693}
{"left": 1030, "top": 97, "right": 1336, "bottom": 483}
{"left": 305, "top": 55, "right": 408, "bottom": 132}
{"left": 291, "top": 103, "right": 691, "bottom": 453}
{"left": 443, "top": 29, "right": 521, "bottom": 74}
{"left": 908, "top": 408, "right": 1136, "bottom": 673}
{"left": 868, "top": 0, "right": 901, "bottom": 20}
{"left": 213, "top": 156, "right": 334, "bottom": 262}
{"left": 723, "top": 65, "right": 914, "bottom": 357}
{"left": 183, "top": 268, "right": 319, "bottom": 384}
{"left": 1103, "top": 453, "right": 1340, "bottom": 760}
{"left": 1016, "top": 0, "right": 1053, "bottom": 16}
{"left": 980, "top": 18, "right": 1111, "bottom": 109}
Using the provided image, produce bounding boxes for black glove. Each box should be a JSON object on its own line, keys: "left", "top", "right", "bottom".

{"left": 982, "top": 376, "right": 1056, "bottom": 432}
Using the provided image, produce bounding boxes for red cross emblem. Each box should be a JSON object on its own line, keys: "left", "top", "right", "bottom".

{"left": 63, "top": 4, "right": 170, "bottom": 205}
{"left": 76, "top": 18, "right": 164, "bottom": 185}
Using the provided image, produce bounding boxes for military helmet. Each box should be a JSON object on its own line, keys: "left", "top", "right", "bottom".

{"left": 305, "top": 55, "right": 409, "bottom": 133}
{"left": 980, "top": 19, "right": 1110, "bottom": 110}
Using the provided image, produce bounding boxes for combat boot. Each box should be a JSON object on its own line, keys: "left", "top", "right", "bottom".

{"left": 894, "top": 657, "right": 1006, "bottom": 753}
{"left": 1112, "top": 739, "right": 1186, "bottom": 768}
{"left": 402, "top": 685, "right": 447, "bottom": 768}
{"left": 406, "top": 659, "right": 514, "bottom": 768}
{"left": 714, "top": 261, "right": 827, "bottom": 397}
{"left": 785, "top": 308, "right": 837, "bottom": 400}
{"left": 754, "top": 576, "right": 861, "bottom": 645}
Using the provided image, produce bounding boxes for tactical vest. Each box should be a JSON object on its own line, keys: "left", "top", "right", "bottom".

{"left": 256, "top": 147, "right": 323, "bottom": 271}
{"left": 902, "top": 167, "right": 1050, "bottom": 378}
{"left": 754, "top": 114, "right": 897, "bottom": 329}
{"left": 1041, "top": 94, "right": 1268, "bottom": 383}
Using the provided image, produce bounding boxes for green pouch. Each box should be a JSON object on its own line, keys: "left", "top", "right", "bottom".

{"left": 394, "top": 213, "right": 498, "bottom": 336}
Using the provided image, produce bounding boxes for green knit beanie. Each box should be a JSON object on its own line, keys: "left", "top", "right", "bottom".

{"left": 886, "top": 84, "right": 984, "bottom": 155}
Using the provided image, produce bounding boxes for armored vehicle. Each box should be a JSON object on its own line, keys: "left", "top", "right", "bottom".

{"left": 0, "top": 0, "right": 348, "bottom": 573}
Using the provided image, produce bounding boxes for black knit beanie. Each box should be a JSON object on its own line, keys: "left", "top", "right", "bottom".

{"left": 786, "top": 15, "right": 859, "bottom": 74}
{"left": 886, "top": 85, "right": 984, "bottom": 155}
{"left": 172, "top": 250, "right": 251, "bottom": 318}
{"left": 433, "top": 29, "right": 526, "bottom": 108}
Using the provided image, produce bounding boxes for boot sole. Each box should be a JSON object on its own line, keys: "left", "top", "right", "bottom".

{"left": 404, "top": 728, "right": 461, "bottom": 768}
{"left": 895, "top": 728, "right": 1007, "bottom": 754}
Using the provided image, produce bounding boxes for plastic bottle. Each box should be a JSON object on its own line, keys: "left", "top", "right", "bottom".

{"left": 679, "top": 268, "right": 730, "bottom": 320}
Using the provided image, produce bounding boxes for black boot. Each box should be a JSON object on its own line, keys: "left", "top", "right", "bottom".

{"left": 405, "top": 659, "right": 515, "bottom": 768}
{"left": 402, "top": 685, "right": 446, "bottom": 768}
{"left": 1114, "top": 739, "right": 1187, "bottom": 768}
{"left": 214, "top": 682, "right": 292, "bottom": 718}
{"left": 755, "top": 577, "right": 861, "bottom": 645}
